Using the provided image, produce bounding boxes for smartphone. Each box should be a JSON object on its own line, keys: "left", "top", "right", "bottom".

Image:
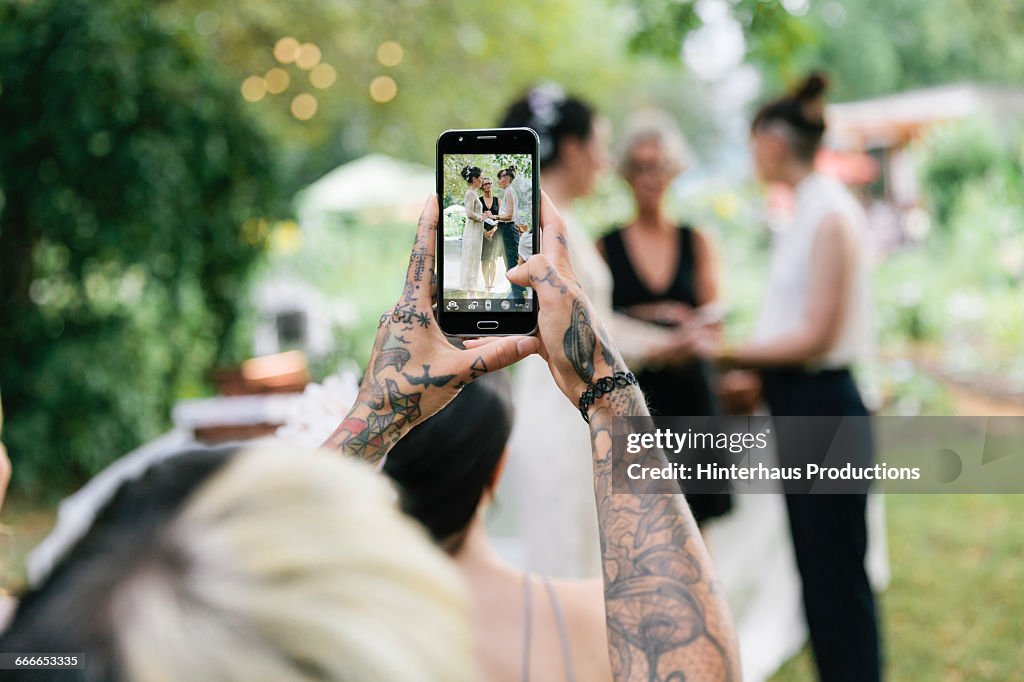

{"left": 436, "top": 128, "right": 540, "bottom": 336}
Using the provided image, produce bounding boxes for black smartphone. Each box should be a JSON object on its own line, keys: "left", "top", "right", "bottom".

{"left": 435, "top": 128, "right": 540, "bottom": 336}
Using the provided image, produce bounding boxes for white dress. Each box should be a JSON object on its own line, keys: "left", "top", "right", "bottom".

{"left": 493, "top": 208, "right": 674, "bottom": 579}
{"left": 460, "top": 190, "right": 484, "bottom": 292}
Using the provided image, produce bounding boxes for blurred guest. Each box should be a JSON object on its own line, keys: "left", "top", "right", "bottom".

{"left": 598, "top": 109, "right": 731, "bottom": 524}
{"left": 693, "top": 72, "right": 881, "bottom": 682}
{"left": 0, "top": 446, "right": 475, "bottom": 681}
{"left": 493, "top": 167, "right": 525, "bottom": 298}
{"left": 461, "top": 164, "right": 485, "bottom": 296}
{"left": 498, "top": 85, "right": 701, "bottom": 577}
{"left": 383, "top": 373, "right": 612, "bottom": 681}
{"left": 479, "top": 176, "right": 503, "bottom": 292}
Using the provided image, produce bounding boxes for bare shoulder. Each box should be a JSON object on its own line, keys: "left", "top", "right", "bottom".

{"left": 549, "top": 577, "right": 613, "bottom": 680}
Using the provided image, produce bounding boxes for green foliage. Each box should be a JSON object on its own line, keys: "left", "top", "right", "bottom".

{"left": 0, "top": 0, "right": 281, "bottom": 493}
{"left": 873, "top": 118, "right": 1024, "bottom": 384}
{"left": 625, "top": 0, "right": 1024, "bottom": 102}
{"left": 919, "top": 119, "right": 1015, "bottom": 228}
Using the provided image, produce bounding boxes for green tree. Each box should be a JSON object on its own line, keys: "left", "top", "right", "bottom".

{"left": 0, "top": 0, "right": 281, "bottom": 492}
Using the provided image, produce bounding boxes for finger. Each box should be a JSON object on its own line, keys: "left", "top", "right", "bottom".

{"left": 506, "top": 253, "right": 563, "bottom": 290}
{"left": 538, "top": 191, "right": 570, "bottom": 265}
{"left": 460, "top": 335, "right": 539, "bottom": 375}
{"left": 465, "top": 333, "right": 550, "bottom": 361}
{"left": 462, "top": 336, "right": 504, "bottom": 349}
{"left": 405, "top": 194, "right": 439, "bottom": 305}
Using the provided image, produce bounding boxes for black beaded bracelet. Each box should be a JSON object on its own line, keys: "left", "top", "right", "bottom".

{"left": 578, "top": 371, "right": 638, "bottom": 423}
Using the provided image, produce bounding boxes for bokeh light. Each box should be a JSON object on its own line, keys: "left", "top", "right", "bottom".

{"left": 369, "top": 75, "right": 398, "bottom": 103}
{"left": 264, "top": 68, "right": 290, "bottom": 94}
{"left": 310, "top": 63, "right": 337, "bottom": 89}
{"left": 377, "top": 41, "right": 404, "bottom": 67}
{"left": 291, "top": 93, "right": 318, "bottom": 120}
{"left": 241, "top": 76, "right": 267, "bottom": 102}
{"left": 295, "top": 43, "right": 322, "bottom": 70}
{"left": 274, "top": 36, "right": 300, "bottom": 64}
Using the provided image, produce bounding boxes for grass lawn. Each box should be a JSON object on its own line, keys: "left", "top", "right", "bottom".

{"left": 771, "top": 494, "right": 1024, "bottom": 681}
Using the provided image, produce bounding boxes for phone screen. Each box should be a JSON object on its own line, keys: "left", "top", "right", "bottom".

{"left": 436, "top": 129, "right": 539, "bottom": 336}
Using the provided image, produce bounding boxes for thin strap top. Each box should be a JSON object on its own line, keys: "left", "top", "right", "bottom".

{"left": 521, "top": 572, "right": 576, "bottom": 682}
{"left": 600, "top": 225, "right": 698, "bottom": 309}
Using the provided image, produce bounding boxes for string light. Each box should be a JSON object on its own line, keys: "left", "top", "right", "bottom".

{"left": 369, "top": 75, "right": 398, "bottom": 103}
{"left": 377, "top": 41, "right": 404, "bottom": 67}
{"left": 241, "top": 76, "right": 267, "bottom": 102}
{"left": 295, "top": 43, "right": 322, "bottom": 70}
{"left": 291, "top": 93, "right": 318, "bottom": 120}
{"left": 274, "top": 37, "right": 300, "bottom": 64}
{"left": 265, "top": 68, "right": 290, "bottom": 94}
{"left": 310, "top": 63, "right": 337, "bottom": 89}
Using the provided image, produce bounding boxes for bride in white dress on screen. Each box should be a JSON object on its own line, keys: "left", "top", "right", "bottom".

{"left": 460, "top": 165, "right": 485, "bottom": 296}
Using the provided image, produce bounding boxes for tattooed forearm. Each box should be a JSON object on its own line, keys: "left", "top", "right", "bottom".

{"left": 589, "top": 396, "right": 739, "bottom": 682}
{"left": 563, "top": 298, "right": 598, "bottom": 384}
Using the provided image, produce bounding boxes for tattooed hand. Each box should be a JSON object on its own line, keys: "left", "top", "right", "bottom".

{"left": 468, "top": 191, "right": 623, "bottom": 405}
{"left": 321, "top": 196, "right": 539, "bottom": 465}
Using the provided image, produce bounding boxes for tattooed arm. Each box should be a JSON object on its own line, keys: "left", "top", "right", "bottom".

{"left": 472, "top": 192, "right": 740, "bottom": 681}
{"left": 321, "top": 196, "right": 539, "bottom": 466}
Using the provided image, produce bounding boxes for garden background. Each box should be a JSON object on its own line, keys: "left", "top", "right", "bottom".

{"left": 1, "top": 1, "right": 1022, "bottom": 679}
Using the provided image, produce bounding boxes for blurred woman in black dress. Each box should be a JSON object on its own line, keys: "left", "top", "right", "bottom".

{"left": 597, "top": 109, "right": 731, "bottom": 524}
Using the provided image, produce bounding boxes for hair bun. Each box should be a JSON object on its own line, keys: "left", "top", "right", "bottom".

{"left": 460, "top": 165, "right": 472, "bottom": 182}
{"left": 794, "top": 72, "right": 829, "bottom": 102}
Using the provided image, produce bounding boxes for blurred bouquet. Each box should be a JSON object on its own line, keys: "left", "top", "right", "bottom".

{"left": 275, "top": 370, "right": 361, "bottom": 449}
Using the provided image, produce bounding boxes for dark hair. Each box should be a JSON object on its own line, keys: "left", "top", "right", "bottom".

{"left": 500, "top": 84, "right": 595, "bottom": 168}
{"left": 497, "top": 166, "right": 516, "bottom": 181}
{"left": 0, "top": 446, "right": 239, "bottom": 680}
{"left": 460, "top": 165, "right": 482, "bottom": 183}
{"left": 752, "top": 72, "right": 830, "bottom": 162}
{"left": 382, "top": 372, "right": 513, "bottom": 553}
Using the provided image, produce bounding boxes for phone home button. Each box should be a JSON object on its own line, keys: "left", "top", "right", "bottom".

{"left": 476, "top": 320, "right": 499, "bottom": 330}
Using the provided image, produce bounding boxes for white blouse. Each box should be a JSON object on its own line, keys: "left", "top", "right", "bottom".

{"left": 754, "top": 172, "right": 874, "bottom": 368}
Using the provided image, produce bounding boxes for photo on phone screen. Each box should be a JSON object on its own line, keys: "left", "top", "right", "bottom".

{"left": 436, "top": 128, "right": 539, "bottom": 336}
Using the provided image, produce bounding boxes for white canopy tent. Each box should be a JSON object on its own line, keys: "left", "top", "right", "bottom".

{"left": 295, "top": 153, "right": 434, "bottom": 231}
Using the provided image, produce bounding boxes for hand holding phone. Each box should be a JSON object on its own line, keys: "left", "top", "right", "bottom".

{"left": 321, "top": 196, "right": 538, "bottom": 460}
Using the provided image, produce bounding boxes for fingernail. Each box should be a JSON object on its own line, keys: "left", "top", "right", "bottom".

{"left": 517, "top": 337, "right": 537, "bottom": 354}
{"left": 506, "top": 266, "right": 519, "bottom": 277}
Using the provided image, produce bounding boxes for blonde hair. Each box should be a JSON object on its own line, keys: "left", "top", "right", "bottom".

{"left": 616, "top": 108, "right": 693, "bottom": 178}
{"left": 112, "top": 447, "right": 475, "bottom": 682}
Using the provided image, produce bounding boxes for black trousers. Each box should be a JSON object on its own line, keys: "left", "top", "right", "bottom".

{"left": 762, "top": 368, "right": 883, "bottom": 682}
{"left": 497, "top": 222, "right": 525, "bottom": 298}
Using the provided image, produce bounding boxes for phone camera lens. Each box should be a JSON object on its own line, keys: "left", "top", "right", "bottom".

{"left": 458, "top": 136, "right": 463, "bottom": 142}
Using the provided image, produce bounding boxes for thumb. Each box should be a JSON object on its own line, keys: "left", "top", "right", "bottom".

{"left": 460, "top": 335, "right": 539, "bottom": 375}
{"left": 505, "top": 264, "right": 529, "bottom": 287}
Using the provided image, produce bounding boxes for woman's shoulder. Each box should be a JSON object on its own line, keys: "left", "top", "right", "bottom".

{"left": 548, "top": 577, "right": 613, "bottom": 680}
{"left": 548, "top": 577, "right": 605, "bottom": 626}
